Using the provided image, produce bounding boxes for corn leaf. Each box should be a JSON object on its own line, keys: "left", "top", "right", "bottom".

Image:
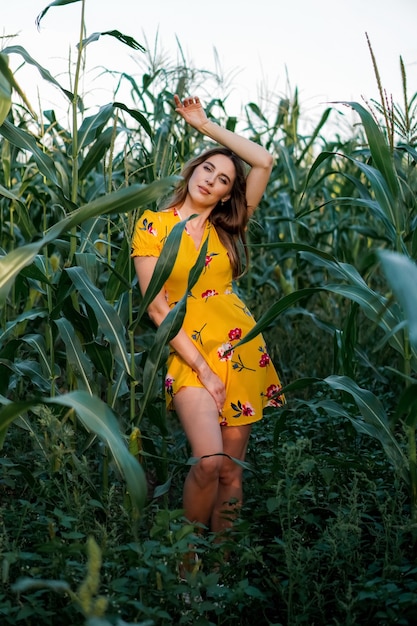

{"left": 0, "top": 391, "right": 147, "bottom": 509}
{"left": 379, "top": 250, "right": 417, "bottom": 353}
{"left": 0, "top": 54, "right": 12, "bottom": 126}
{"left": 14, "top": 360, "right": 53, "bottom": 393}
{"left": 76, "top": 103, "right": 114, "bottom": 152}
{"left": 0, "top": 243, "right": 46, "bottom": 305}
{"left": 344, "top": 101, "right": 399, "bottom": 201}
{"left": 78, "top": 127, "right": 114, "bottom": 178}
{"left": 1, "top": 310, "right": 48, "bottom": 344}
{"left": 234, "top": 288, "right": 320, "bottom": 350}
{"left": 0, "top": 120, "right": 59, "bottom": 186}
{"left": 324, "top": 374, "right": 408, "bottom": 484}
{"left": 66, "top": 266, "right": 130, "bottom": 373}
{"left": 36, "top": 0, "right": 81, "bottom": 28}
{"left": 113, "top": 102, "right": 153, "bottom": 140}
{"left": 22, "top": 334, "right": 54, "bottom": 380}
{"left": 2, "top": 44, "right": 74, "bottom": 102}
{"left": 347, "top": 157, "right": 403, "bottom": 235}
{"left": 54, "top": 317, "right": 93, "bottom": 391}
{"left": 133, "top": 219, "right": 188, "bottom": 326}
{"left": 80, "top": 30, "right": 145, "bottom": 53}
{"left": 324, "top": 283, "right": 410, "bottom": 361}
{"left": 136, "top": 234, "right": 209, "bottom": 422}
{"left": 47, "top": 391, "right": 147, "bottom": 509}
{"left": 0, "top": 177, "right": 179, "bottom": 305}
{"left": 45, "top": 177, "right": 179, "bottom": 240}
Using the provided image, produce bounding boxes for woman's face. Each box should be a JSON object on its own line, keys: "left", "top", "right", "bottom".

{"left": 188, "top": 154, "right": 236, "bottom": 208}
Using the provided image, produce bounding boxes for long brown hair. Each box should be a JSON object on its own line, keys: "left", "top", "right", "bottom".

{"left": 164, "top": 147, "right": 249, "bottom": 278}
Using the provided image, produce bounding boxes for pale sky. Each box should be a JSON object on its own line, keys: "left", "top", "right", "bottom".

{"left": 2, "top": 0, "right": 417, "bottom": 130}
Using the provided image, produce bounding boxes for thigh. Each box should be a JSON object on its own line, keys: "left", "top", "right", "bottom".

{"left": 221, "top": 424, "right": 252, "bottom": 464}
{"left": 174, "top": 386, "right": 223, "bottom": 458}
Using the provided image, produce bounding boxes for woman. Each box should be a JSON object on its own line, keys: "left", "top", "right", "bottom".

{"left": 132, "top": 95, "right": 284, "bottom": 539}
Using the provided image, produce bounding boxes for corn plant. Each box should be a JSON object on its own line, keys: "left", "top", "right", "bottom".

{"left": 235, "top": 89, "right": 417, "bottom": 516}
{"left": 0, "top": 0, "right": 249, "bottom": 510}
{"left": 0, "top": 0, "right": 181, "bottom": 510}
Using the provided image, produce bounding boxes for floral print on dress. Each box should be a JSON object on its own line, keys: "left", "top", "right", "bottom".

{"left": 192, "top": 323, "right": 207, "bottom": 345}
{"left": 165, "top": 375, "right": 174, "bottom": 397}
{"left": 202, "top": 288, "right": 218, "bottom": 301}
{"left": 258, "top": 345, "right": 271, "bottom": 367}
{"left": 231, "top": 354, "right": 256, "bottom": 372}
{"left": 228, "top": 327, "right": 242, "bottom": 341}
{"left": 139, "top": 217, "right": 157, "bottom": 236}
{"left": 204, "top": 252, "right": 219, "bottom": 271}
{"left": 220, "top": 414, "right": 228, "bottom": 426}
{"left": 263, "top": 383, "right": 284, "bottom": 408}
{"left": 217, "top": 342, "right": 234, "bottom": 361}
{"left": 234, "top": 302, "right": 252, "bottom": 317}
{"left": 231, "top": 400, "right": 255, "bottom": 419}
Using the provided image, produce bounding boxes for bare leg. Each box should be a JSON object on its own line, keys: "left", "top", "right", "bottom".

{"left": 173, "top": 386, "right": 224, "bottom": 527}
{"left": 211, "top": 424, "right": 252, "bottom": 534}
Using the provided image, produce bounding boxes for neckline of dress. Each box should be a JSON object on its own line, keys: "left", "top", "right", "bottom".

{"left": 176, "top": 208, "right": 202, "bottom": 221}
{"left": 175, "top": 208, "right": 209, "bottom": 250}
{"left": 176, "top": 208, "right": 211, "bottom": 228}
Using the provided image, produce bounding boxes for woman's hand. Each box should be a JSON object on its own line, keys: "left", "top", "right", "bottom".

{"left": 174, "top": 94, "right": 209, "bottom": 133}
{"left": 196, "top": 365, "right": 226, "bottom": 415}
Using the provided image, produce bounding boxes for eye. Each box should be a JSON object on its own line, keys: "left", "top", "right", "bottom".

{"left": 219, "top": 176, "right": 229, "bottom": 185}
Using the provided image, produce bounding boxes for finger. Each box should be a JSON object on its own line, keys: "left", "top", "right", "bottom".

{"left": 183, "top": 96, "right": 199, "bottom": 107}
{"left": 213, "top": 392, "right": 224, "bottom": 413}
{"left": 173, "top": 94, "right": 183, "bottom": 108}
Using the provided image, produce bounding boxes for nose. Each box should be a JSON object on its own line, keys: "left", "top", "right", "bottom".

{"left": 205, "top": 176, "right": 214, "bottom": 186}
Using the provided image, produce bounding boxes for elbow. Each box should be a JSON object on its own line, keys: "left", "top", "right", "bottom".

{"left": 147, "top": 309, "right": 158, "bottom": 326}
{"left": 263, "top": 151, "right": 274, "bottom": 174}
{"left": 147, "top": 302, "right": 166, "bottom": 327}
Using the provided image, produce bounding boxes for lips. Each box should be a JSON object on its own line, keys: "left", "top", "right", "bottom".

{"left": 198, "top": 185, "right": 210, "bottom": 195}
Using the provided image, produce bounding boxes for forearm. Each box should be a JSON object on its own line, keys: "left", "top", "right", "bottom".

{"left": 170, "top": 329, "right": 212, "bottom": 378}
{"left": 174, "top": 94, "right": 273, "bottom": 177}
{"left": 198, "top": 119, "right": 273, "bottom": 170}
{"left": 148, "top": 305, "right": 211, "bottom": 379}
{"left": 149, "top": 305, "right": 224, "bottom": 410}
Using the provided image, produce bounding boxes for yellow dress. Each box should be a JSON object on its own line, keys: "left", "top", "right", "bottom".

{"left": 131, "top": 208, "right": 284, "bottom": 426}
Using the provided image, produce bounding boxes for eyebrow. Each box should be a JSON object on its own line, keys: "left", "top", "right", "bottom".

{"left": 205, "top": 160, "right": 232, "bottom": 184}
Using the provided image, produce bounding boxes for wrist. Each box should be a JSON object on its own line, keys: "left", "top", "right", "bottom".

{"left": 193, "top": 356, "right": 211, "bottom": 378}
{"left": 198, "top": 119, "right": 218, "bottom": 137}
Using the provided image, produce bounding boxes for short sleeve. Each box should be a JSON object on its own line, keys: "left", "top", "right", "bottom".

{"left": 131, "top": 209, "right": 163, "bottom": 258}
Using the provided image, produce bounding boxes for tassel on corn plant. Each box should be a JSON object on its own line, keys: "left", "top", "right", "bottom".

{"left": 75, "top": 536, "right": 108, "bottom": 619}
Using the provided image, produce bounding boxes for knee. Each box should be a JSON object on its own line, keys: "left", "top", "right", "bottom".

{"left": 219, "top": 457, "right": 243, "bottom": 487}
{"left": 194, "top": 454, "right": 223, "bottom": 483}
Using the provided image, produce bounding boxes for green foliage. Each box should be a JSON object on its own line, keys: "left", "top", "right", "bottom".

{"left": 0, "top": 54, "right": 12, "bottom": 126}
{"left": 1, "top": 1, "right": 417, "bottom": 623}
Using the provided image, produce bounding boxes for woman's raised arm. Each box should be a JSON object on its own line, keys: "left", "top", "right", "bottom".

{"left": 174, "top": 95, "right": 273, "bottom": 216}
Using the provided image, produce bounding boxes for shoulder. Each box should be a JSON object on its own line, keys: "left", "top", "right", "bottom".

{"left": 142, "top": 207, "right": 178, "bottom": 227}
{"left": 135, "top": 208, "right": 175, "bottom": 229}
{"left": 159, "top": 207, "right": 180, "bottom": 221}
{"left": 131, "top": 207, "right": 184, "bottom": 258}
